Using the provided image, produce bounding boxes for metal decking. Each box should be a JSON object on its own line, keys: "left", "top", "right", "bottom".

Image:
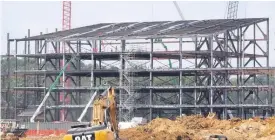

{"left": 19, "top": 18, "right": 267, "bottom": 41}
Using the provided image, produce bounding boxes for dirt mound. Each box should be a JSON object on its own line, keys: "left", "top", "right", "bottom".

{"left": 119, "top": 115, "right": 275, "bottom": 140}
{"left": 19, "top": 115, "right": 275, "bottom": 140}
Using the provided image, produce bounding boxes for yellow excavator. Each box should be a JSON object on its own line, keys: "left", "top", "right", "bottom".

{"left": 63, "top": 87, "right": 119, "bottom": 140}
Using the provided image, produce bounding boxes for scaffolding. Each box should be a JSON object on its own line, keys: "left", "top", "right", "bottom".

{"left": 226, "top": 1, "right": 239, "bottom": 19}
{"left": 120, "top": 47, "right": 136, "bottom": 121}
{"left": 2, "top": 18, "right": 275, "bottom": 122}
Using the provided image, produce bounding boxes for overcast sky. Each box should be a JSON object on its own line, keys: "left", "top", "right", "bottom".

{"left": 1, "top": 1, "right": 275, "bottom": 66}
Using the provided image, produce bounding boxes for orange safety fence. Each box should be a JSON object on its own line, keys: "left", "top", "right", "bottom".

{"left": 25, "top": 129, "right": 67, "bottom": 136}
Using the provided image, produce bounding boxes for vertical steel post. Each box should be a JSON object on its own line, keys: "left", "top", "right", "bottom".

{"left": 119, "top": 40, "right": 126, "bottom": 122}
{"left": 98, "top": 41, "right": 102, "bottom": 85}
{"left": 240, "top": 27, "right": 244, "bottom": 119}
{"left": 149, "top": 39, "right": 153, "bottom": 121}
{"left": 266, "top": 19, "right": 271, "bottom": 116}
{"left": 237, "top": 27, "right": 240, "bottom": 118}
{"left": 62, "top": 2, "right": 72, "bottom": 120}
{"left": 266, "top": 19, "right": 269, "bottom": 68}
{"left": 210, "top": 35, "right": 213, "bottom": 113}
{"left": 44, "top": 39, "right": 47, "bottom": 122}
{"left": 252, "top": 23, "right": 256, "bottom": 117}
{"left": 77, "top": 40, "right": 81, "bottom": 118}
{"left": 90, "top": 40, "right": 95, "bottom": 121}
{"left": 27, "top": 30, "right": 30, "bottom": 114}
{"left": 35, "top": 36, "right": 40, "bottom": 109}
{"left": 23, "top": 35, "right": 27, "bottom": 114}
{"left": 57, "top": 41, "right": 61, "bottom": 121}
{"left": 93, "top": 41, "right": 97, "bottom": 87}
{"left": 224, "top": 31, "right": 228, "bottom": 119}
{"left": 60, "top": 39, "right": 66, "bottom": 121}
{"left": 15, "top": 40, "right": 18, "bottom": 120}
{"left": 194, "top": 36, "right": 198, "bottom": 114}
{"left": 179, "top": 38, "right": 183, "bottom": 116}
{"left": 27, "top": 29, "right": 30, "bottom": 106}
{"left": 6, "top": 33, "right": 10, "bottom": 119}
{"left": 91, "top": 40, "right": 96, "bottom": 88}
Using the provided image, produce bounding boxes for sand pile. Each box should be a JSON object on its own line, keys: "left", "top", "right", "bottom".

{"left": 119, "top": 115, "right": 275, "bottom": 140}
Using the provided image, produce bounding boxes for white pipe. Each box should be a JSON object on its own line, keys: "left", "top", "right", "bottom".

{"left": 77, "top": 90, "right": 98, "bottom": 122}
{"left": 77, "top": 87, "right": 110, "bottom": 122}
{"left": 31, "top": 55, "right": 77, "bottom": 122}
{"left": 30, "top": 91, "right": 51, "bottom": 122}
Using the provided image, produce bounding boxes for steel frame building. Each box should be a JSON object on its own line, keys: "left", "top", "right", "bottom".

{"left": 2, "top": 18, "right": 275, "bottom": 122}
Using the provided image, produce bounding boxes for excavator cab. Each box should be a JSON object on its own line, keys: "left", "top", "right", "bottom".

{"left": 63, "top": 87, "right": 119, "bottom": 140}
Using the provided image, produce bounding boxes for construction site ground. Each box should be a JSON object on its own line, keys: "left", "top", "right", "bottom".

{"left": 16, "top": 114, "right": 275, "bottom": 140}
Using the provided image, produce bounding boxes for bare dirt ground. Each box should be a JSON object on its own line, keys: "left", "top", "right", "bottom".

{"left": 20, "top": 135, "right": 65, "bottom": 140}
{"left": 119, "top": 114, "right": 275, "bottom": 140}
{"left": 18, "top": 114, "right": 275, "bottom": 140}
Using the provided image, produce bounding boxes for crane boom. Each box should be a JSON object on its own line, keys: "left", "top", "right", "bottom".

{"left": 62, "top": 1, "right": 72, "bottom": 31}
{"left": 173, "top": 1, "right": 185, "bottom": 20}
{"left": 226, "top": 1, "right": 239, "bottom": 19}
{"left": 60, "top": 1, "right": 72, "bottom": 121}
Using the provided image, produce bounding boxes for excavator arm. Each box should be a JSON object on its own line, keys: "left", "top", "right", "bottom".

{"left": 92, "top": 87, "right": 119, "bottom": 138}
{"left": 64, "top": 87, "right": 119, "bottom": 140}
{"left": 106, "top": 88, "right": 119, "bottom": 135}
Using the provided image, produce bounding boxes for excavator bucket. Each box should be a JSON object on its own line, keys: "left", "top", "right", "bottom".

{"left": 207, "top": 113, "right": 217, "bottom": 119}
{"left": 1, "top": 128, "right": 28, "bottom": 140}
{"left": 10, "top": 128, "right": 28, "bottom": 137}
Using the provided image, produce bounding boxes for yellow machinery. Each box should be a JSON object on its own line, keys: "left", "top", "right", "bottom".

{"left": 63, "top": 87, "right": 119, "bottom": 140}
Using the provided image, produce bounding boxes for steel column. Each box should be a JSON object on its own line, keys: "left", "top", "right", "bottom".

{"left": 210, "top": 35, "right": 214, "bottom": 113}
{"left": 6, "top": 33, "right": 10, "bottom": 119}
{"left": 15, "top": 40, "right": 18, "bottom": 120}
{"left": 179, "top": 38, "right": 183, "bottom": 116}
{"left": 149, "top": 39, "right": 153, "bottom": 121}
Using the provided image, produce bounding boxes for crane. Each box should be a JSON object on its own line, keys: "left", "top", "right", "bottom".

{"left": 173, "top": 1, "right": 185, "bottom": 20}
{"left": 30, "top": 1, "right": 73, "bottom": 122}
{"left": 60, "top": 1, "right": 72, "bottom": 121}
{"left": 226, "top": 1, "right": 239, "bottom": 19}
{"left": 225, "top": 1, "right": 239, "bottom": 119}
